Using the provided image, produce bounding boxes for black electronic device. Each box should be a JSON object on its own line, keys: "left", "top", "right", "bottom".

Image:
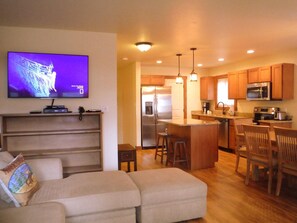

{"left": 30, "top": 111, "right": 42, "bottom": 114}
{"left": 43, "top": 108, "right": 68, "bottom": 113}
{"left": 78, "top": 106, "right": 85, "bottom": 121}
{"left": 86, "top": 109, "right": 102, "bottom": 112}
{"left": 46, "top": 105, "right": 65, "bottom": 109}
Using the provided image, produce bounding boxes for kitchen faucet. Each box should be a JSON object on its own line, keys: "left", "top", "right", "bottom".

{"left": 217, "top": 101, "right": 226, "bottom": 115}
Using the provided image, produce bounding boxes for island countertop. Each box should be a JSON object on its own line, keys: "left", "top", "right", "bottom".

{"left": 158, "top": 118, "right": 219, "bottom": 126}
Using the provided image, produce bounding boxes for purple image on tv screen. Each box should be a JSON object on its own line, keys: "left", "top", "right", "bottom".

{"left": 7, "top": 52, "right": 89, "bottom": 98}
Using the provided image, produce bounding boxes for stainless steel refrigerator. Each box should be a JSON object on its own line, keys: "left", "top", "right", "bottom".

{"left": 141, "top": 86, "right": 172, "bottom": 148}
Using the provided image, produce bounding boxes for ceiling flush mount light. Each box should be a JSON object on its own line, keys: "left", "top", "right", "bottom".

{"left": 247, "top": 49, "right": 255, "bottom": 54}
{"left": 218, "top": 58, "right": 225, "bottom": 62}
{"left": 176, "top": 53, "right": 183, "bottom": 84}
{"left": 135, "top": 42, "right": 152, "bottom": 52}
{"left": 189, "top": 48, "right": 198, "bottom": 82}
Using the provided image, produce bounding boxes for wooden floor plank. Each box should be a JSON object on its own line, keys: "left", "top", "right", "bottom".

{"left": 120, "top": 148, "right": 297, "bottom": 223}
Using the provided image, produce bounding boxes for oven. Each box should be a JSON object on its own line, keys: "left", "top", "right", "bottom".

{"left": 253, "top": 107, "right": 280, "bottom": 124}
{"left": 247, "top": 82, "right": 271, "bottom": 101}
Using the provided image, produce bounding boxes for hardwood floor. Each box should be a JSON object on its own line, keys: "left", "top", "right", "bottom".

{"left": 122, "top": 149, "right": 297, "bottom": 223}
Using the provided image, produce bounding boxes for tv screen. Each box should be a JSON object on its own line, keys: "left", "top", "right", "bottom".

{"left": 7, "top": 51, "right": 89, "bottom": 98}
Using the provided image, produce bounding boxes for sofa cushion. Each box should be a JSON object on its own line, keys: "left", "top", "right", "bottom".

{"left": 29, "top": 171, "right": 141, "bottom": 217}
{"left": 0, "top": 152, "right": 14, "bottom": 204}
{"left": 128, "top": 168, "right": 207, "bottom": 206}
{"left": 0, "top": 202, "right": 65, "bottom": 223}
{"left": 0, "top": 154, "right": 39, "bottom": 207}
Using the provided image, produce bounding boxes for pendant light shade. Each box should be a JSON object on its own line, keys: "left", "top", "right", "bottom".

{"left": 176, "top": 54, "right": 183, "bottom": 84}
{"left": 189, "top": 48, "right": 198, "bottom": 82}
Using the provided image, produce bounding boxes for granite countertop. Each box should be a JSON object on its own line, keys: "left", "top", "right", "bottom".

{"left": 158, "top": 118, "right": 219, "bottom": 126}
{"left": 191, "top": 111, "right": 252, "bottom": 120}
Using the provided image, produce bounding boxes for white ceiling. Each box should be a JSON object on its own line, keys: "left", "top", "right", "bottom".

{"left": 1, "top": 0, "right": 297, "bottom": 69}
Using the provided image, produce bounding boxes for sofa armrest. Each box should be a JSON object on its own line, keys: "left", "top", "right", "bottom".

{"left": 27, "top": 158, "right": 63, "bottom": 181}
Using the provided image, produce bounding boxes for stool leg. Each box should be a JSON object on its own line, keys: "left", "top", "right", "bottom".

{"left": 161, "top": 137, "right": 165, "bottom": 163}
{"left": 155, "top": 135, "right": 160, "bottom": 160}
{"left": 183, "top": 142, "right": 190, "bottom": 169}
{"left": 173, "top": 142, "right": 177, "bottom": 167}
{"left": 166, "top": 140, "right": 172, "bottom": 166}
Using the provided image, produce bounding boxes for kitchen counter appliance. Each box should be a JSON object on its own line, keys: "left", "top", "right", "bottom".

{"left": 253, "top": 106, "right": 280, "bottom": 124}
{"left": 247, "top": 82, "right": 271, "bottom": 101}
{"left": 274, "top": 111, "right": 287, "bottom": 120}
{"left": 141, "top": 86, "right": 172, "bottom": 148}
{"left": 215, "top": 117, "right": 229, "bottom": 148}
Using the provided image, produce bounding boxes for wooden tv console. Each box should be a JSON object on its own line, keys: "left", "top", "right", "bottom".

{"left": 0, "top": 112, "right": 103, "bottom": 176}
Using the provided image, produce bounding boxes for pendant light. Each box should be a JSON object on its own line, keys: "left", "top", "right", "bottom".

{"left": 189, "top": 48, "right": 198, "bottom": 81}
{"left": 175, "top": 53, "right": 183, "bottom": 84}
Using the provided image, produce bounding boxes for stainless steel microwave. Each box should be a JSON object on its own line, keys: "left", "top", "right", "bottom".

{"left": 246, "top": 82, "right": 271, "bottom": 100}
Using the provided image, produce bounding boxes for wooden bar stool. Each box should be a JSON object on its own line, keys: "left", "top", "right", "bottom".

{"left": 155, "top": 132, "right": 170, "bottom": 164}
{"left": 166, "top": 136, "right": 189, "bottom": 169}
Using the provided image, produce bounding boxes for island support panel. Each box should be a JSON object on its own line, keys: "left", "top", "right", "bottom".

{"left": 167, "top": 124, "right": 218, "bottom": 170}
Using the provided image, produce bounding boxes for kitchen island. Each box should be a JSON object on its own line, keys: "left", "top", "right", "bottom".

{"left": 159, "top": 119, "right": 219, "bottom": 170}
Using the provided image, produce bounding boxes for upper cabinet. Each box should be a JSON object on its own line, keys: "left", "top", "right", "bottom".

{"left": 271, "top": 63, "right": 294, "bottom": 100}
{"left": 141, "top": 75, "right": 165, "bottom": 86}
{"left": 200, "top": 76, "right": 214, "bottom": 100}
{"left": 247, "top": 66, "right": 271, "bottom": 83}
{"left": 228, "top": 70, "right": 247, "bottom": 99}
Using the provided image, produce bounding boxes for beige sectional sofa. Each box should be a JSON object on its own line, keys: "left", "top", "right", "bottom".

{"left": 0, "top": 152, "right": 207, "bottom": 223}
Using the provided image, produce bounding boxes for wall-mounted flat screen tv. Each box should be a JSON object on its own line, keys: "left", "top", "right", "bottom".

{"left": 7, "top": 51, "right": 89, "bottom": 98}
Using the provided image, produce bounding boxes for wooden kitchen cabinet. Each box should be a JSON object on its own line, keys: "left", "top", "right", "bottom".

{"left": 247, "top": 66, "right": 271, "bottom": 83}
{"left": 228, "top": 70, "right": 247, "bottom": 99}
{"left": 271, "top": 63, "right": 294, "bottom": 99}
{"left": 191, "top": 115, "right": 215, "bottom": 121}
{"left": 141, "top": 75, "right": 165, "bottom": 86}
{"left": 200, "top": 76, "right": 214, "bottom": 100}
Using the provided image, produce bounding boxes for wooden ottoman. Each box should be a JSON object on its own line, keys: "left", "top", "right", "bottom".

{"left": 128, "top": 168, "right": 207, "bottom": 223}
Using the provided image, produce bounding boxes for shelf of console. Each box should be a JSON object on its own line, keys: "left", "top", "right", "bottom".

{"left": 2, "top": 129, "right": 101, "bottom": 136}
{"left": 8, "top": 147, "right": 101, "bottom": 157}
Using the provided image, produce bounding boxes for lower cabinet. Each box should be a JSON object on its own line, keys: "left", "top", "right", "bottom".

{"left": 1, "top": 112, "right": 103, "bottom": 176}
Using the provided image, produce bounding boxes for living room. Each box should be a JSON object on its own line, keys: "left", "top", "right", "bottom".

{"left": 1, "top": 1, "right": 297, "bottom": 222}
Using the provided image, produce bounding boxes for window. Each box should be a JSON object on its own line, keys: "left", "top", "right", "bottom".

{"left": 217, "top": 78, "right": 234, "bottom": 106}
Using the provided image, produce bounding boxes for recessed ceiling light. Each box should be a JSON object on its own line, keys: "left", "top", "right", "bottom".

{"left": 197, "top": 64, "right": 203, "bottom": 67}
{"left": 218, "top": 58, "right": 224, "bottom": 62}
{"left": 156, "top": 60, "right": 162, "bottom": 64}
{"left": 122, "top": 57, "right": 128, "bottom": 61}
{"left": 247, "top": 49, "right": 255, "bottom": 54}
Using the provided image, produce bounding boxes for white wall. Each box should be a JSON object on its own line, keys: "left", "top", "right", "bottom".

{"left": 0, "top": 26, "right": 118, "bottom": 170}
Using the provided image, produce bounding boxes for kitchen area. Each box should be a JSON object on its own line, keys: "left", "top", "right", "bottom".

{"left": 139, "top": 62, "right": 295, "bottom": 163}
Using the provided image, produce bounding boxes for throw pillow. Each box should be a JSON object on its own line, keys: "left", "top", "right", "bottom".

{"left": 0, "top": 152, "right": 14, "bottom": 203}
{"left": 0, "top": 154, "right": 39, "bottom": 207}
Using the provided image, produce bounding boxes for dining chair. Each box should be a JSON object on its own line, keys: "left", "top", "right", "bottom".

{"left": 234, "top": 118, "right": 253, "bottom": 172}
{"left": 274, "top": 127, "right": 297, "bottom": 196}
{"left": 243, "top": 124, "right": 277, "bottom": 194}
